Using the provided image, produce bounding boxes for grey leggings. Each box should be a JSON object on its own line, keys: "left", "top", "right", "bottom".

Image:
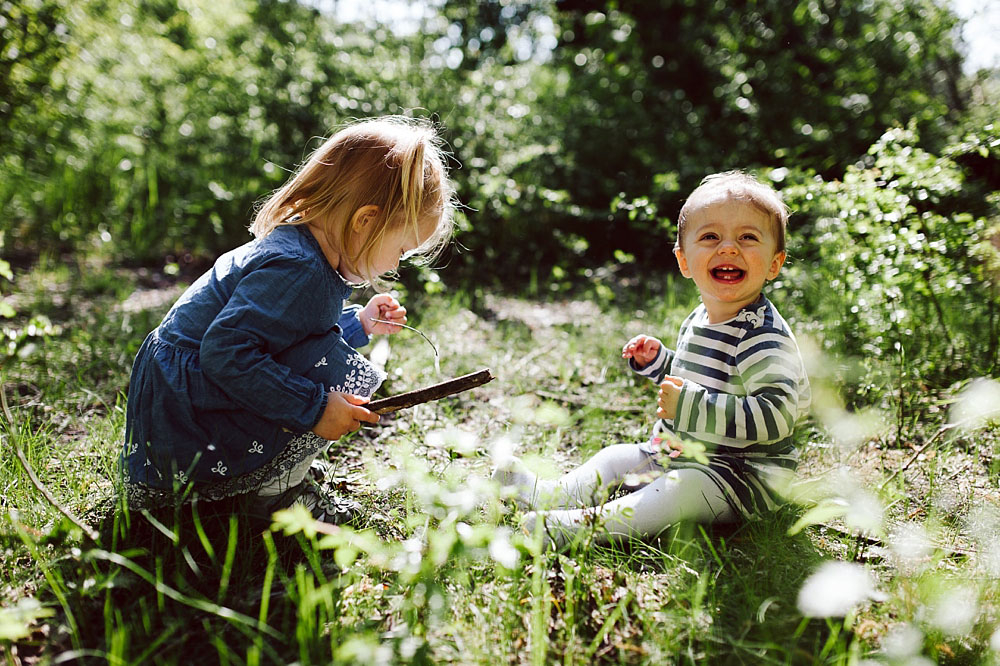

{"left": 533, "top": 443, "right": 735, "bottom": 540}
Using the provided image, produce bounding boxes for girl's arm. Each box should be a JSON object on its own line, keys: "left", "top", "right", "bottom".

{"left": 200, "top": 255, "right": 351, "bottom": 433}
{"left": 669, "top": 327, "right": 808, "bottom": 448}
{"left": 338, "top": 304, "right": 371, "bottom": 348}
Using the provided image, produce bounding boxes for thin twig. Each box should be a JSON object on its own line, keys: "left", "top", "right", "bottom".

{"left": 368, "top": 317, "right": 439, "bottom": 360}
{"left": 818, "top": 521, "right": 975, "bottom": 559}
{"left": 1, "top": 382, "right": 101, "bottom": 543}
{"left": 879, "top": 422, "right": 958, "bottom": 491}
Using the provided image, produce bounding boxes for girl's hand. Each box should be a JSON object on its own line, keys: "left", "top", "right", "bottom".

{"left": 656, "top": 375, "right": 683, "bottom": 421}
{"left": 312, "top": 392, "right": 379, "bottom": 440}
{"left": 622, "top": 334, "right": 661, "bottom": 368}
{"left": 361, "top": 293, "right": 407, "bottom": 336}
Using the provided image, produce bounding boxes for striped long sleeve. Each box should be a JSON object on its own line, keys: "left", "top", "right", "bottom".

{"left": 635, "top": 297, "right": 810, "bottom": 454}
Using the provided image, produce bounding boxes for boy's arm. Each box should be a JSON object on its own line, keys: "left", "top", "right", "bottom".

{"left": 628, "top": 344, "right": 673, "bottom": 383}
{"left": 671, "top": 328, "right": 807, "bottom": 447}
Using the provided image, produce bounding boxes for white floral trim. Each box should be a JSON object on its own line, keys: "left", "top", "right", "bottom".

{"left": 735, "top": 305, "right": 767, "bottom": 329}
{"left": 329, "top": 353, "right": 385, "bottom": 399}
{"left": 122, "top": 432, "right": 328, "bottom": 510}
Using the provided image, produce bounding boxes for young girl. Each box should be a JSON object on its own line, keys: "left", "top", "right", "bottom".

{"left": 123, "top": 116, "right": 455, "bottom": 524}
{"left": 495, "top": 171, "right": 811, "bottom": 547}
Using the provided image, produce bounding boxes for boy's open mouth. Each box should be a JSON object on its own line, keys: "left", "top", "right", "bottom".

{"left": 711, "top": 266, "right": 745, "bottom": 282}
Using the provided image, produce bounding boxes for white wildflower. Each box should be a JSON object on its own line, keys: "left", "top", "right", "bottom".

{"left": 922, "top": 585, "right": 978, "bottom": 637}
{"left": 489, "top": 527, "right": 520, "bottom": 569}
{"left": 950, "top": 378, "right": 1000, "bottom": 429}
{"left": 883, "top": 623, "right": 923, "bottom": 659}
{"left": 797, "top": 561, "right": 880, "bottom": 617}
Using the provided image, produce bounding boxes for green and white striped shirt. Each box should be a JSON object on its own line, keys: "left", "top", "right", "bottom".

{"left": 633, "top": 295, "right": 811, "bottom": 516}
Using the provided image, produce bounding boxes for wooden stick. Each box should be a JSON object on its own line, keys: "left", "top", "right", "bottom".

{"left": 367, "top": 368, "right": 495, "bottom": 415}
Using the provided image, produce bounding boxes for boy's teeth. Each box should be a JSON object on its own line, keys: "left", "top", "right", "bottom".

{"left": 712, "top": 267, "right": 744, "bottom": 280}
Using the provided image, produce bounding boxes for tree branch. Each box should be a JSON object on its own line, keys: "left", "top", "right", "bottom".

{"left": 368, "top": 368, "right": 495, "bottom": 415}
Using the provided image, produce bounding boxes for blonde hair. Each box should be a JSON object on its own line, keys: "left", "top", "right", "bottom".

{"left": 251, "top": 116, "right": 455, "bottom": 287}
{"left": 676, "top": 171, "right": 789, "bottom": 253}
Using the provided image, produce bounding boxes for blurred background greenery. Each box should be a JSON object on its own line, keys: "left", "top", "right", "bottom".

{"left": 2, "top": 0, "right": 999, "bottom": 393}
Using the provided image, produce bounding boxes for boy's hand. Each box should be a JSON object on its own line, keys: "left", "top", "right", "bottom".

{"left": 656, "top": 375, "right": 683, "bottom": 421}
{"left": 312, "top": 392, "right": 379, "bottom": 440}
{"left": 622, "top": 335, "right": 662, "bottom": 368}
{"left": 361, "top": 293, "right": 407, "bottom": 336}
{"left": 651, "top": 435, "right": 685, "bottom": 458}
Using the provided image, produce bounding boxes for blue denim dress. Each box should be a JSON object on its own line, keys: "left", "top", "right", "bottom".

{"left": 122, "top": 225, "right": 384, "bottom": 508}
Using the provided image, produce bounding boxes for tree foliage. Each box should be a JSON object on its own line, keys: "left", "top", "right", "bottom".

{"left": 1, "top": 0, "right": 999, "bottom": 390}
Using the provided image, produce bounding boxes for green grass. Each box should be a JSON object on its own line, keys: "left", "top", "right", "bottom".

{"left": 2, "top": 260, "right": 1000, "bottom": 664}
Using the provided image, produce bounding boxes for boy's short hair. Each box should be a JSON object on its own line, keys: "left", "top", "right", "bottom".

{"left": 676, "top": 171, "right": 789, "bottom": 253}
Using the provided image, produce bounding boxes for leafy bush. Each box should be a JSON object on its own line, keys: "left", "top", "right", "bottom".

{"left": 778, "top": 122, "right": 1000, "bottom": 407}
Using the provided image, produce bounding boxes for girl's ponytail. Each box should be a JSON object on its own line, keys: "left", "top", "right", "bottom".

{"left": 398, "top": 135, "right": 427, "bottom": 235}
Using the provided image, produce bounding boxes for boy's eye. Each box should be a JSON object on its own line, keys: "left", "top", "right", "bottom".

{"left": 741, "top": 234, "right": 759, "bottom": 241}
{"left": 700, "top": 233, "right": 718, "bottom": 241}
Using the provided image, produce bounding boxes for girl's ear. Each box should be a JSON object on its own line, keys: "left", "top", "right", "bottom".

{"left": 767, "top": 251, "right": 787, "bottom": 280}
{"left": 351, "top": 205, "right": 381, "bottom": 233}
{"left": 674, "top": 246, "right": 692, "bottom": 278}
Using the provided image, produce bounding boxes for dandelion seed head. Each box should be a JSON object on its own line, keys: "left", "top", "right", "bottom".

{"left": 828, "top": 409, "right": 885, "bottom": 450}
{"left": 797, "top": 561, "right": 877, "bottom": 617}
{"left": 427, "top": 427, "right": 478, "bottom": 456}
{"left": 844, "top": 489, "right": 884, "bottom": 533}
{"left": 882, "top": 623, "right": 923, "bottom": 658}
{"left": 922, "top": 585, "right": 978, "bottom": 637}
{"left": 950, "top": 377, "right": 1000, "bottom": 429}
{"left": 489, "top": 433, "right": 517, "bottom": 467}
{"left": 990, "top": 627, "right": 1000, "bottom": 652}
{"left": 980, "top": 537, "right": 1000, "bottom": 577}
{"left": 888, "top": 522, "right": 933, "bottom": 571}
{"left": 375, "top": 472, "right": 402, "bottom": 491}
{"left": 455, "top": 522, "right": 473, "bottom": 539}
{"left": 489, "top": 527, "right": 520, "bottom": 569}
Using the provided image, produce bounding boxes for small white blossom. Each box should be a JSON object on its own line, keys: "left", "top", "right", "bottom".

{"left": 950, "top": 378, "right": 1000, "bottom": 429}
{"left": 489, "top": 527, "right": 520, "bottom": 569}
{"left": 797, "top": 561, "right": 879, "bottom": 617}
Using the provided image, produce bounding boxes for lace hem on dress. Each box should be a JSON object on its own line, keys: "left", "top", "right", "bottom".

{"left": 123, "top": 431, "right": 328, "bottom": 510}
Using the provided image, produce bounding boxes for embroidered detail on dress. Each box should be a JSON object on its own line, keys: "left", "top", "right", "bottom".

{"left": 248, "top": 441, "right": 263, "bottom": 454}
{"left": 212, "top": 460, "right": 228, "bottom": 476}
{"left": 314, "top": 356, "right": 328, "bottom": 368}
{"left": 174, "top": 470, "right": 188, "bottom": 484}
{"left": 735, "top": 305, "right": 767, "bottom": 329}
{"left": 122, "top": 432, "right": 328, "bottom": 510}
{"left": 330, "top": 353, "right": 385, "bottom": 399}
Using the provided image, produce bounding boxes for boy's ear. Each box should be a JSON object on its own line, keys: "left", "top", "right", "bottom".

{"left": 767, "top": 251, "right": 787, "bottom": 280}
{"left": 674, "top": 246, "right": 691, "bottom": 278}
{"left": 351, "top": 205, "right": 381, "bottom": 233}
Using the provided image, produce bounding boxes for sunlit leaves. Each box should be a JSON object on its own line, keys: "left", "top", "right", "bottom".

{"left": 0, "top": 596, "right": 54, "bottom": 641}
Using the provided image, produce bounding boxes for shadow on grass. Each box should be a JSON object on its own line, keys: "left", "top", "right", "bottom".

{"left": 12, "top": 497, "right": 345, "bottom": 664}
{"left": 567, "top": 508, "right": 844, "bottom": 665}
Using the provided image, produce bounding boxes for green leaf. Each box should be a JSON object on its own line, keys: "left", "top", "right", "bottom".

{"left": 270, "top": 504, "right": 319, "bottom": 539}
{"left": 0, "top": 597, "right": 54, "bottom": 641}
{"left": 787, "top": 500, "right": 849, "bottom": 536}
